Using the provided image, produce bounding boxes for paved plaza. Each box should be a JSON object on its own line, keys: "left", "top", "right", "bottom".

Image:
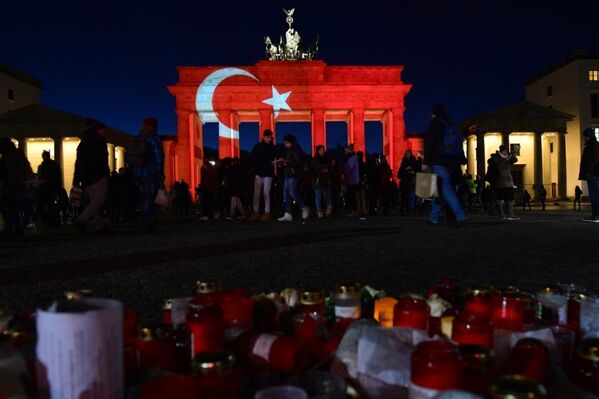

{"left": 1, "top": 208, "right": 597, "bottom": 319}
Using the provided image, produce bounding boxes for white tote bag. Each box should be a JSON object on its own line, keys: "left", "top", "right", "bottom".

{"left": 415, "top": 172, "right": 438, "bottom": 199}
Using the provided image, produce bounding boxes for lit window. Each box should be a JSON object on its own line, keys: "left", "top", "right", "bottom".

{"left": 590, "top": 70, "right": 599, "bottom": 81}
{"left": 7, "top": 89, "right": 15, "bottom": 102}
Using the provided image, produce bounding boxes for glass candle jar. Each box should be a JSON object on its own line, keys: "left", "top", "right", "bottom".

{"left": 195, "top": 279, "right": 222, "bottom": 304}
{"left": 393, "top": 295, "right": 429, "bottom": 331}
{"left": 193, "top": 351, "right": 240, "bottom": 398}
{"left": 172, "top": 323, "right": 192, "bottom": 373}
{"left": 139, "top": 375, "right": 200, "bottom": 399}
{"left": 136, "top": 323, "right": 176, "bottom": 372}
{"left": 536, "top": 285, "right": 568, "bottom": 326}
{"left": 489, "top": 375, "right": 547, "bottom": 399}
{"left": 295, "top": 290, "right": 326, "bottom": 341}
{"left": 374, "top": 297, "right": 398, "bottom": 328}
{"left": 492, "top": 293, "right": 525, "bottom": 332}
{"left": 571, "top": 337, "right": 599, "bottom": 396}
{"left": 163, "top": 299, "right": 173, "bottom": 324}
{"left": 452, "top": 312, "right": 494, "bottom": 348}
{"left": 123, "top": 309, "right": 138, "bottom": 345}
{"left": 187, "top": 300, "right": 225, "bottom": 356}
{"left": 504, "top": 338, "right": 550, "bottom": 384}
{"left": 249, "top": 333, "right": 310, "bottom": 375}
{"left": 299, "top": 290, "right": 325, "bottom": 317}
{"left": 464, "top": 288, "right": 493, "bottom": 319}
{"left": 410, "top": 340, "right": 464, "bottom": 397}
{"left": 459, "top": 345, "right": 496, "bottom": 395}
{"left": 334, "top": 283, "right": 361, "bottom": 320}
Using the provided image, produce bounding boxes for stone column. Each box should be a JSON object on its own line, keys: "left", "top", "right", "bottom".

{"left": 311, "top": 109, "right": 326, "bottom": 154}
{"left": 476, "top": 131, "right": 486, "bottom": 177}
{"left": 391, "top": 107, "right": 406, "bottom": 176}
{"left": 259, "top": 109, "right": 275, "bottom": 141}
{"left": 558, "top": 132, "right": 568, "bottom": 199}
{"left": 217, "top": 110, "right": 240, "bottom": 159}
{"left": 53, "top": 137, "right": 64, "bottom": 187}
{"left": 348, "top": 108, "right": 365, "bottom": 154}
{"left": 107, "top": 143, "right": 115, "bottom": 172}
{"left": 534, "top": 131, "right": 543, "bottom": 199}
{"left": 176, "top": 109, "right": 192, "bottom": 186}
{"left": 382, "top": 109, "right": 393, "bottom": 168}
{"left": 466, "top": 136, "right": 474, "bottom": 175}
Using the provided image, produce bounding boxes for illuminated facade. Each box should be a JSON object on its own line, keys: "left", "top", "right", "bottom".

{"left": 0, "top": 104, "right": 131, "bottom": 192}
{"left": 525, "top": 50, "right": 599, "bottom": 197}
{"left": 167, "top": 60, "right": 412, "bottom": 190}
{"left": 460, "top": 102, "right": 573, "bottom": 200}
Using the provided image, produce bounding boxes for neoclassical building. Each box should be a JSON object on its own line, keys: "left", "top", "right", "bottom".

{"left": 0, "top": 104, "right": 131, "bottom": 192}
{"left": 459, "top": 101, "right": 573, "bottom": 199}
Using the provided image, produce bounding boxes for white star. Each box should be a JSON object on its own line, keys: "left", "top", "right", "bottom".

{"left": 262, "top": 86, "right": 292, "bottom": 118}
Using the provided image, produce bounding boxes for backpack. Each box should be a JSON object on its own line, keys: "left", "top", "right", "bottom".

{"left": 127, "top": 135, "right": 152, "bottom": 167}
{"left": 441, "top": 123, "right": 465, "bottom": 158}
{"left": 484, "top": 156, "right": 499, "bottom": 183}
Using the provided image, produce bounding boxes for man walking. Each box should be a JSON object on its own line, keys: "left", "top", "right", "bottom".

{"left": 127, "top": 117, "right": 164, "bottom": 231}
{"left": 37, "top": 150, "right": 62, "bottom": 227}
{"left": 249, "top": 129, "right": 276, "bottom": 221}
{"left": 579, "top": 128, "right": 599, "bottom": 222}
{"left": 574, "top": 185, "right": 583, "bottom": 211}
{"left": 277, "top": 134, "right": 309, "bottom": 222}
{"left": 423, "top": 105, "right": 467, "bottom": 225}
{"left": 73, "top": 121, "right": 110, "bottom": 232}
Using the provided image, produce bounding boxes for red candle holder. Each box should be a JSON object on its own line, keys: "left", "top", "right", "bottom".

{"left": 492, "top": 294, "right": 525, "bottom": 331}
{"left": 187, "top": 300, "right": 225, "bottom": 356}
{"left": 504, "top": 338, "right": 550, "bottom": 384}
{"left": 465, "top": 293, "right": 493, "bottom": 319}
{"left": 393, "top": 296, "right": 429, "bottom": 331}
{"left": 136, "top": 323, "right": 176, "bottom": 372}
{"left": 571, "top": 338, "right": 599, "bottom": 395}
{"left": 193, "top": 351, "right": 240, "bottom": 399}
{"left": 452, "top": 312, "right": 494, "bottom": 348}
{"left": 459, "top": 345, "right": 496, "bottom": 395}
{"left": 139, "top": 375, "right": 200, "bottom": 399}
{"left": 410, "top": 340, "right": 464, "bottom": 394}
{"left": 249, "top": 333, "right": 311, "bottom": 374}
{"left": 123, "top": 309, "right": 138, "bottom": 345}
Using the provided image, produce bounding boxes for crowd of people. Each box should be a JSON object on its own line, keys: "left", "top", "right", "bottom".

{"left": 1, "top": 106, "right": 599, "bottom": 236}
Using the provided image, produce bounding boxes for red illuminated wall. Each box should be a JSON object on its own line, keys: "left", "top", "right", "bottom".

{"left": 167, "top": 60, "right": 412, "bottom": 189}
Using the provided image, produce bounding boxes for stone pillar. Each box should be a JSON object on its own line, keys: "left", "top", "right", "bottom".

{"left": 311, "top": 109, "right": 326, "bottom": 154}
{"left": 466, "top": 136, "right": 474, "bottom": 175}
{"left": 558, "top": 132, "right": 568, "bottom": 200}
{"left": 391, "top": 107, "right": 406, "bottom": 176}
{"left": 476, "top": 131, "right": 486, "bottom": 177}
{"left": 502, "top": 131, "right": 510, "bottom": 147}
{"left": 107, "top": 143, "right": 115, "bottom": 172}
{"left": 382, "top": 109, "right": 393, "bottom": 168}
{"left": 176, "top": 110, "right": 192, "bottom": 186}
{"left": 348, "top": 108, "right": 365, "bottom": 154}
{"left": 259, "top": 109, "right": 275, "bottom": 141}
{"left": 534, "top": 131, "right": 543, "bottom": 199}
{"left": 53, "top": 137, "right": 64, "bottom": 187}
{"left": 217, "top": 110, "right": 240, "bottom": 159}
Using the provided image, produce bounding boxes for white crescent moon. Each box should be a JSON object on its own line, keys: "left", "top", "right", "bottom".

{"left": 195, "top": 67, "right": 258, "bottom": 140}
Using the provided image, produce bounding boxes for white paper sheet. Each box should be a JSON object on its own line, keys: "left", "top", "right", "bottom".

{"left": 36, "top": 298, "right": 124, "bottom": 399}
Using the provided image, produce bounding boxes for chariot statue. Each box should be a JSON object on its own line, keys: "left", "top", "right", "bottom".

{"left": 264, "top": 8, "right": 319, "bottom": 61}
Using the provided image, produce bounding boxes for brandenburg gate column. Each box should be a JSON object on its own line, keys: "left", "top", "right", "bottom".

{"left": 311, "top": 109, "right": 326, "bottom": 154}
{"left": 259, "top": 109, "right": 275, "bottom": 140}
{"left": 391, "top": 106, "right": 406, "bottom": 175}
{"left": 382, "top": 110, "right": 393, "bottom": 168}
{"left": 348, "top": 108, "right": 365, "bottom": 153}
{"left": 217, "top": 110, "right": 240, "bottom": 159}
{"left": 176, "top": 109, "right": 192, "bottom": 187}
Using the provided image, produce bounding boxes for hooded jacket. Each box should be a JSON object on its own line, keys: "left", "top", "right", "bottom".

{"left": 490, "top": 151, "right": 518, "bottom": 189}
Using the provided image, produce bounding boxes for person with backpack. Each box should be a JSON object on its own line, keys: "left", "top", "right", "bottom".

{"left": 310, "top": 145, "right": 333, "bottom": 218}
{"left": 489, "top": 145, "right": 519, "bottom": 220}
{"left": 126, "top": 117, "right": 164, "bottom": 231}
{"left": 423, "top": 104, "right": 467, "bottom": 226}
{"left": 277, "top": 134, "right": 310, "bottom": 222}
{"left": 578, "top": 127, "right": 599, "bottom": 222}
{"left": 73, "top": 121, "right": 111, "bottom": 232}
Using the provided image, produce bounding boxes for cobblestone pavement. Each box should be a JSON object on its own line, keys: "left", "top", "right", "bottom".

{"left": 1, "top": 209, "right": 597, "bottom": 321}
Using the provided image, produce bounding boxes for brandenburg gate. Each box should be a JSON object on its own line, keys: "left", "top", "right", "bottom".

{"left": 166, "top": 9, "right": 412, "bottom": 190}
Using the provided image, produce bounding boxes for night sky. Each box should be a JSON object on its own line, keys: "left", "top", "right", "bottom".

{"left": 1, "top": 0, "right": 598, "bottom": 152}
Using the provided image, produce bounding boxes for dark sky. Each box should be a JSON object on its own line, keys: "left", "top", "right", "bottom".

{"left": 1, "top": 0, "right": 598, "bottom": 151}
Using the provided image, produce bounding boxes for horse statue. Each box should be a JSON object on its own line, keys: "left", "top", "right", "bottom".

{"left": 264, "top": 36, "right": 280, "bottom": 60}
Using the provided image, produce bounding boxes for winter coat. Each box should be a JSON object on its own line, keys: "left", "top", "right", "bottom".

{"left": 0, "top": 150, "right": 34, "bottom": 199}
{"left": 579, "top": 138, "right": 599, "bottom": 181}
{"left": 310, "top": 155, "right": 332, "bottom": 188}
{"left": 424, "top": 116, "right": 466, "bottom": 168}
{"left": 73, "top": 131, "right": 109, "bottom": 187}
{"left": 283, "top": 145, "right": 305, "bottom": 178}
{"left": 343, "top": 154, "right": 359, "bottom": 185}
{"left": 398, "top": 156, "right": 419, "bottom": 190}
{"left": 251, "top": 141, "right": 276, "bottom": 177}
{"left": 491, "top": 152, "right": 518, "bottom": 189}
